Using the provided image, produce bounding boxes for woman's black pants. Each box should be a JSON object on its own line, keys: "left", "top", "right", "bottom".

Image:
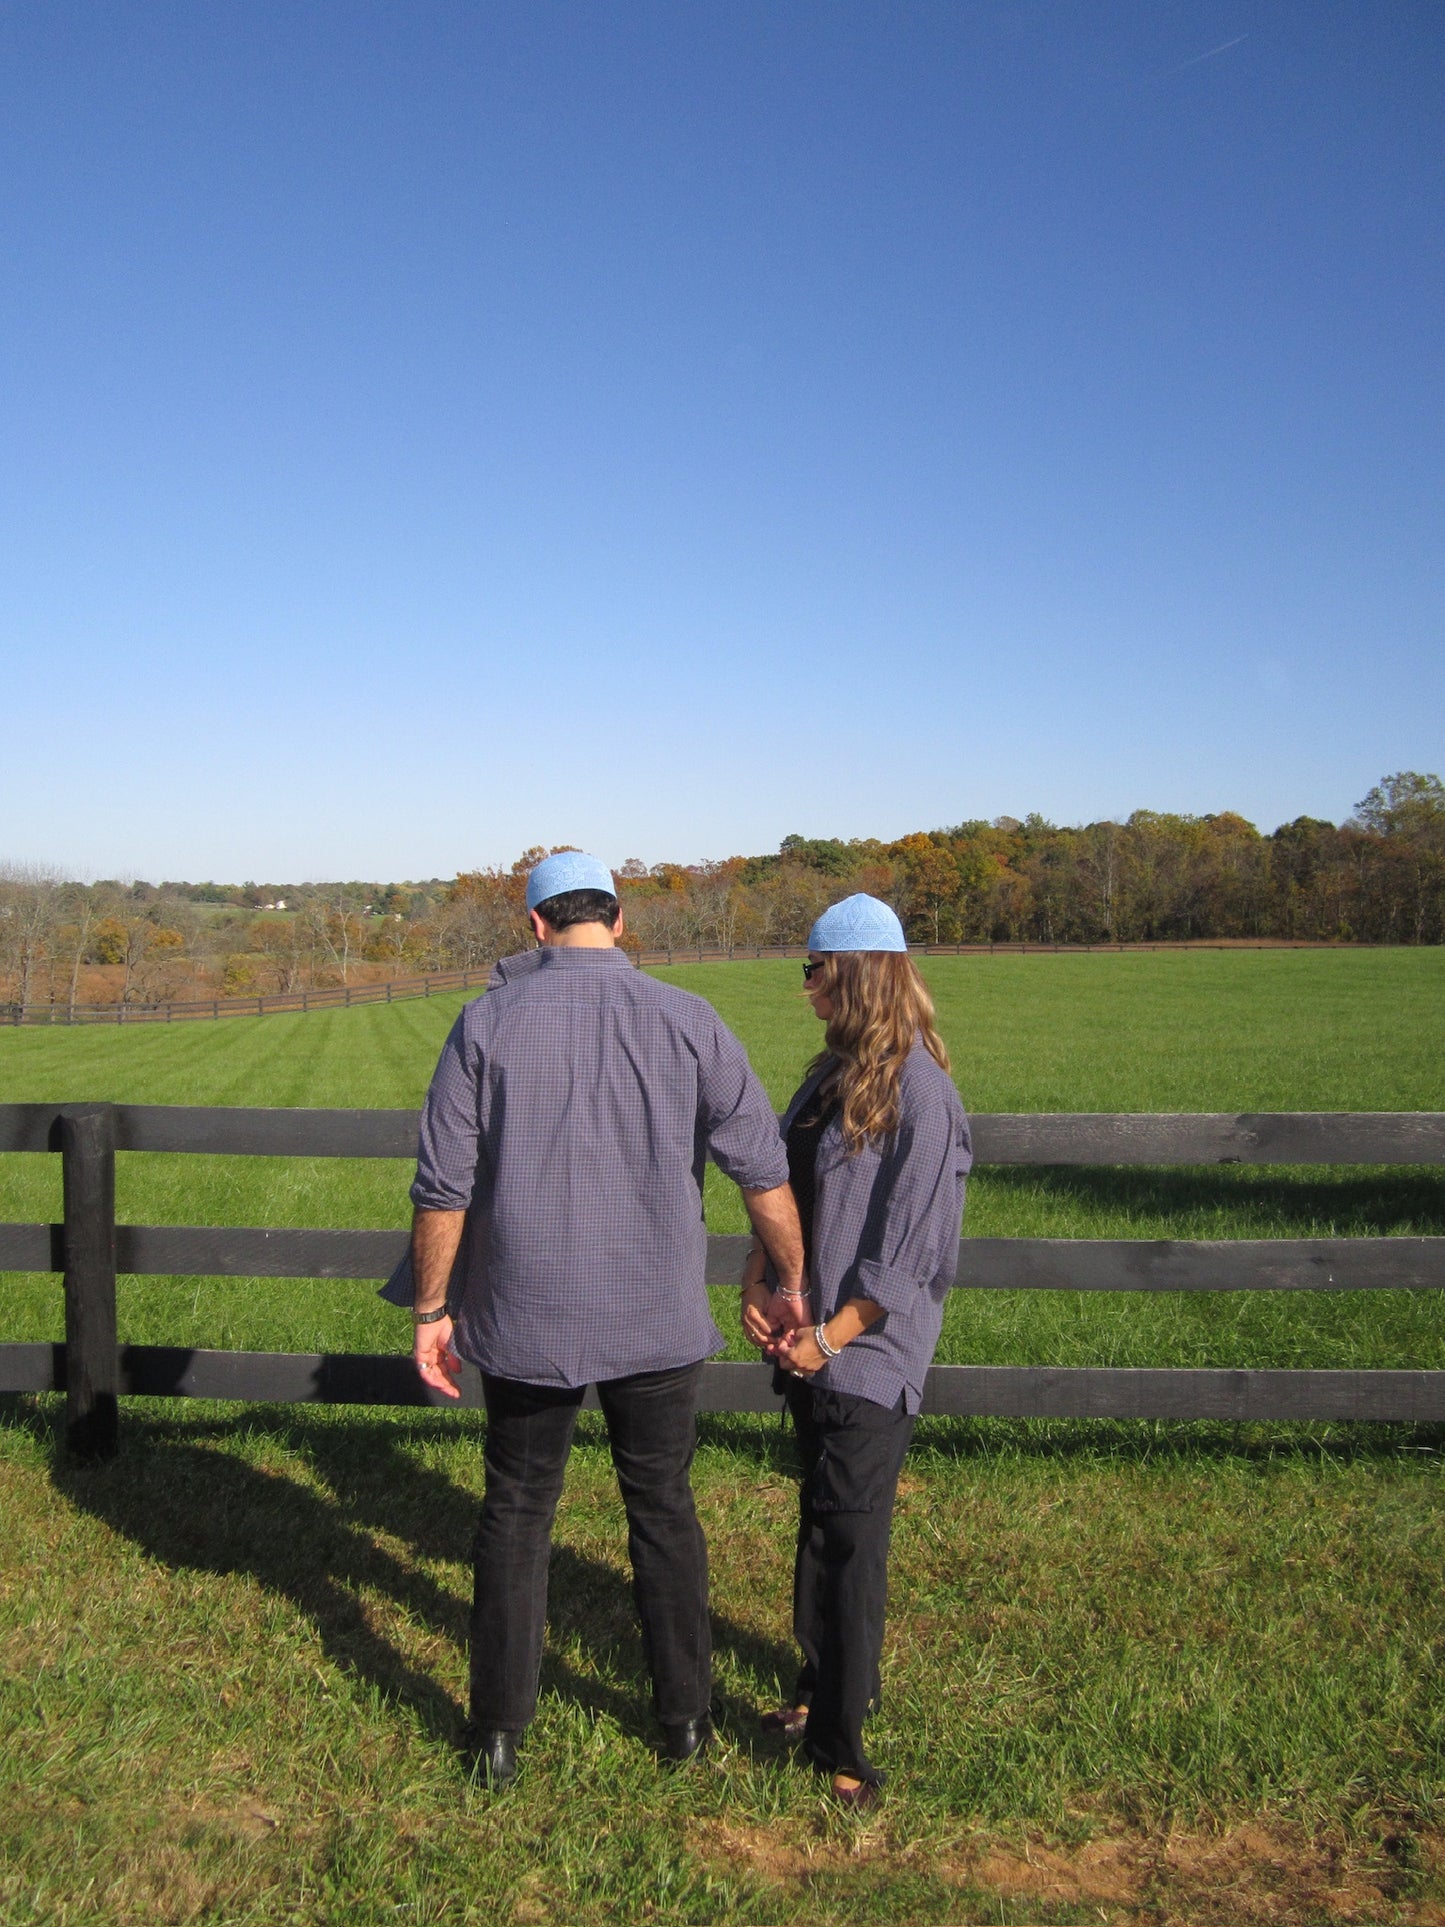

{"left": 783, "top": 1380, "right": 915, "bottom": 1785}
{"left": 469, "top": 1360, "right": 711, "bottom": 1734}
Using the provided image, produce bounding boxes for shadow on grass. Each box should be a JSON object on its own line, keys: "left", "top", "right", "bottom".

{"left": 19, "top": 1401, "right": 797, "bottom": 1764}
{"left": 900, "top": 1411, "right": 1445, "bottom": 1470}
{"left": 974, "top": 1163, "right": 1445, "bottom": 1233}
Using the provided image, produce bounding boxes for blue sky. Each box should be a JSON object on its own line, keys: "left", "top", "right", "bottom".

{"left": 2, "top": 1, "right": 1440, "bottom": 880}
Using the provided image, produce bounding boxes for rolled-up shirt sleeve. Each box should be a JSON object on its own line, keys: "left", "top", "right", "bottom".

{"left": 410, "top": 1013, "right": 481, "bottom": 1211}
{"left": 696, "top": 1017, "right": 791, "bottom": 1191}
{"left": 852, "top": 1102, "right": 970, "bottom": 1318}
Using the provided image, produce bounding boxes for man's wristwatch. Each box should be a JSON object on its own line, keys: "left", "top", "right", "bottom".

{"left": 414, "top": 1305, "right": 449, "bottom": 1325}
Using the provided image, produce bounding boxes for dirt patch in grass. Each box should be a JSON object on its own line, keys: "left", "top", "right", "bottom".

{"left": 689, "top": 1817, "right": 878, "bottom": 1882}
{"left": 693, "top": 1815, "right": 1445, "bottom": 1923}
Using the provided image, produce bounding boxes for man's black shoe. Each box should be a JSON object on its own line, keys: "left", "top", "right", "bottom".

{"left": 661, "top": 1716, "right": 712, "bottom": 1766}
{"left": 461, "top": 1724, "right": 518, "bottom": 1788}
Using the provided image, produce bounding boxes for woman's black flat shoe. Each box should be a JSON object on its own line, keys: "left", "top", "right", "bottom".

{"left": 831, "top": 1778, "right": 881, "bottom": 1812}
{"left": 760, "top": 1705, "right": 808, "bottom": 1740}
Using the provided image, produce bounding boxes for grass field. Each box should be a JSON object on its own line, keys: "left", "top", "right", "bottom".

{"left": 3, "top": 949, "right": 1443, "bottom": 1366}
{"left": 2, "top": 952, "right": 1444, "bottom": 1924}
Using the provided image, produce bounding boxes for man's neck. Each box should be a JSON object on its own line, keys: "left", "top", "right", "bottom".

{"left": 542, "top": 924, "right": 616, "bottom": 950}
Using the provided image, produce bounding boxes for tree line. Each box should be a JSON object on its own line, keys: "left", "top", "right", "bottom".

{"left": 2, "top": 773, "right": 1442, "bottom": 1007}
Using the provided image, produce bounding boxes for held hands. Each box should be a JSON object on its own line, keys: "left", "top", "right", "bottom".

{"left": 740, "top": 1249, "right": 812, "bottom": 1360}
{"left": 413, "top": 1314, "right": 463, "bottom": 1400}
{"left": 741, "top": 1280, "right": 812, "bottom": 1357}
{"left": 774, "top": 1324, "right": 828, "bottom": 1376}
{"left": 764, "top": 1294, "right": 884, "bottom": 1377}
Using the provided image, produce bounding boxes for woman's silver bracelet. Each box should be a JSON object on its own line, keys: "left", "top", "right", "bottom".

{"left": 775, "top": 1285, "right": 810, "bottom": 1301}
{"left": 814, "top": 1321, "right": 841, "bottom": 1359}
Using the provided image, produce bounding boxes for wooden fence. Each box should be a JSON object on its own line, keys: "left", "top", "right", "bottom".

{"left": 4, "top": 940, "right": 1358, "bottom": 1025}
{"left": 1, "top": 1103, "right": 1443, "bottom": 1457}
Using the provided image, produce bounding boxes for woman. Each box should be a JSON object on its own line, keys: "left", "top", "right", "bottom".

{"left": 741, "top": 893, "right": 972, "bottom": 1808}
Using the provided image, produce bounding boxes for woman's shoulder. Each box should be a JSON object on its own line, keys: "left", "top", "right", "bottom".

{"left": 899, "top": 1039, "right": 967, "bottom": 1115}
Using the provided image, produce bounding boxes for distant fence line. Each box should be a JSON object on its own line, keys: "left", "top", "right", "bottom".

{"left": 2, "top": 939, "right": 1364, "bottom": 1027}
{"left": 1, "top": 1101, "right": 1443, "bottom": 1458}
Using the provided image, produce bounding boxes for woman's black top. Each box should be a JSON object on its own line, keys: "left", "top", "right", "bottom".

{"left": 786, "top": 1094, "right": 836, "bottom": 1269}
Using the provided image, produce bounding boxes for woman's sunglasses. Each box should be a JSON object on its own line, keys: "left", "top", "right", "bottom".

{"left": 802, "top": 960, "right": 825, "bottom": 981}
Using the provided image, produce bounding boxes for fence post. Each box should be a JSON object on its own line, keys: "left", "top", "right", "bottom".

{"left": 60, "top": 1106, "right": 119, "bottom": 1461}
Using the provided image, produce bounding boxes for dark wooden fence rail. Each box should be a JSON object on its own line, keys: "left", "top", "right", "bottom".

{"left": 2, "top": 1103, "right": 1443, "bottom": 1455}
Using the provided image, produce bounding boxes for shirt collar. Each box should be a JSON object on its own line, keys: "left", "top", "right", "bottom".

{"left": 536, "top": 946, "right": 634, "bottom": 969}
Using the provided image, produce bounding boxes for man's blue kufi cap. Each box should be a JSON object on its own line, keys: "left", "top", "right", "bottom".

{"left": 807, "top": 893, "right": 908, "bottom": 953}
{"left": 525, "top": 850, "right": 617, "bottom": 911}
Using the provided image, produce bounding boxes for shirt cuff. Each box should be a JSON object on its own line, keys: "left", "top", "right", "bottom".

{"left": 409, "top": 1181, "right": 472, "bottom": 1212}
{"left": 853, "top": 1258, "right": 922, "bottom": 1319}
{"left": 725, "top": 1149, "right": 791, "bottom": 1192}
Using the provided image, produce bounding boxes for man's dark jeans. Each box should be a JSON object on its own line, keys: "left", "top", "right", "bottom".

{"left": 470, "top": 1360, "right": 710, "bottom": 1734}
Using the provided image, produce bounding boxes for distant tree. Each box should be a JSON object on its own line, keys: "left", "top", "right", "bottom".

{"left": 365, "top": 894, "right": 432, "bottom": 974}
{"left": 1352, "top": 773, "right": 1445, "bottom": 943}
{"left": 891, "top": 834, "right": 962, "bottom": 944}
{"left": 0, "top": 867, "right": 61, "bottom": 1006}
{"left": 779, "top": 834, "right": 853, "bottom": 877}
{"left": 299, "top": 891, "right": 370, "bottom": 983}
{"left": 748, "top": 864, "right": 833, "bottom": 947}
{"left": 1076, "top": 821, "right": 1122, "bottom": 941}
{"left": 1353, "top": 771, "right": 1445, "bottom": 839}
{"left": 253, "top": 914, "right": 314, "bottom": 993}
{"left": 435, "top": 869, "right": 528, "bottom": 969}
{"left": 132, "top": 927, "right": 189, "bottom": 1002}
{"left": 689, "top": 860, "right": 753, "bottom": 955}
{"left": 625, "top": 870, "right": 696, "bottom": 959}
{"left": 88, "top": 903, "right": 185, "bottom": 1003}
{"left": 1269, "top": 817, "right": 1349, "bottom": 939}
{"left": 54, "top": 883, "right": 102, "bottom": 1017}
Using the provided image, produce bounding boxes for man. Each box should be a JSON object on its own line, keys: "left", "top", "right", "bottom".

{"left": 408, "top": 850, "right": 806, "bottom": 1786}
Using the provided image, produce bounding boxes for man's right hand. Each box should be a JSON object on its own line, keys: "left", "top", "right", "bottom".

{"left": 769, "top": 1280, "right": 811, "bottom": 1330}
{"left": 414, "top": 1315, "right": 462, "bottom": 1400}
{"left": 741, "top": 1277, "right": 812, "bottom": 1355}
{"left": 741, "top": 1276, "right": 779, "bottom": 1350}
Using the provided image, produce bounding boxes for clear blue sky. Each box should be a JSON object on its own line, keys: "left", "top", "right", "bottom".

{"left": 3, "top": 1, "right": 1440, "bottom": 881}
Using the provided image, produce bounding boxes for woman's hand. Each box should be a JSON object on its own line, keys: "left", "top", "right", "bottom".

{"left": 776, "top": 1296, "right": 885, "bottom": 1377}
{"left": 776, "top": 1323, "right": 828, "bottom": 1376}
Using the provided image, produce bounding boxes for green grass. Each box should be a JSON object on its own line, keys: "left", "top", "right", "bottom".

{"left": 3, "top": 951, "right": 1442, "bottom": 1366}
{"left": 1, "top": 1403, "right": 1441, "bottom": 1924}
{"left": 2, "top": 954, "right": 1444, "bottom": 1922}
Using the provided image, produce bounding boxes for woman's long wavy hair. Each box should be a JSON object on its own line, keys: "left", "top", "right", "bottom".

{"left": 808, "top": 950, "right": 950, "bottom": 1153}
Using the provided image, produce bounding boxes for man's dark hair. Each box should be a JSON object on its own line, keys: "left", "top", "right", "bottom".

{"left": 534, "top": 888, "right": 621, "bottom": 931}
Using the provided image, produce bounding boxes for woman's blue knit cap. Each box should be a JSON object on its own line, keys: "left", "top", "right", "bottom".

{"left": 807, "top": 893, "right": 907, "bottom": 953}
{"left": 526, "top": 850, "right": 617, "bottom": 911}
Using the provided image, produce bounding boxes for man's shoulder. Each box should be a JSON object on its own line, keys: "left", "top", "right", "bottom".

{"left": 470, "top": 955, "right": 720, "bottom": 1023}
{"left": 620, "top": 969, "right": 732, "bottom": 1031}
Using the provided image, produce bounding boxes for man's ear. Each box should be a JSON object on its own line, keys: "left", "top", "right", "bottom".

{"left": 612, "top": 911, "right": 625, "bottom": 938}
{"left": 529, "top": 909, "right": 550, "bottom": 943}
